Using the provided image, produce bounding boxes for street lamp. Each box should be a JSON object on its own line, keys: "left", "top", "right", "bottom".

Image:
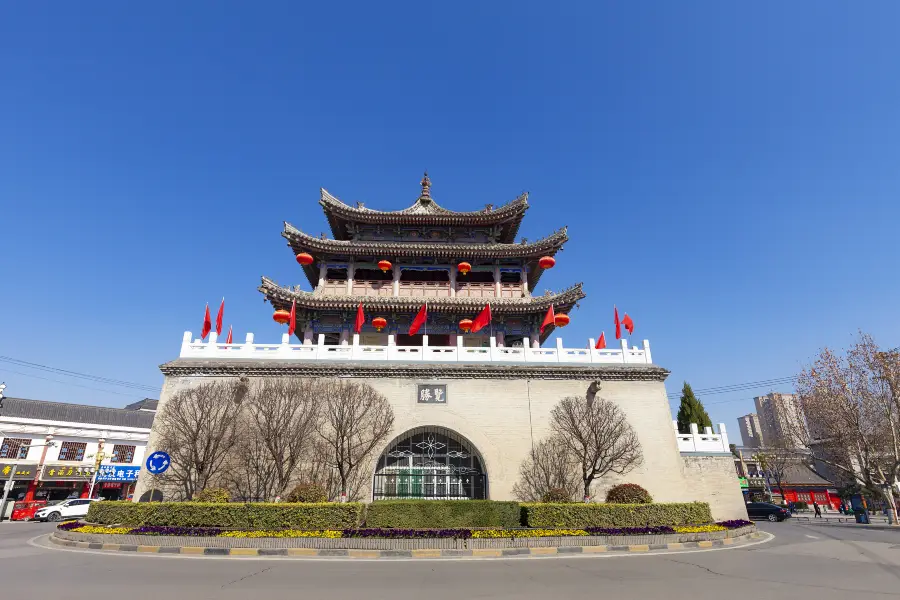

{"left": 0, "top": 382, "right": 6, "bottom": 413}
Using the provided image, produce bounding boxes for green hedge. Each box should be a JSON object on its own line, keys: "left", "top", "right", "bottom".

{"left": 86, "top": 501, "right": 363, "bottom": 529}
{"left": 522, "top": 502, "right": 712, "bottom": 528}
{"left": 365, "top": 500, "right": 520, "bottom": 528}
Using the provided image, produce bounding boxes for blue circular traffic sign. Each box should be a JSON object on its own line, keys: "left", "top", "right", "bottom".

{"left": 146, "top": 451, "right": 171, "bottom": 475}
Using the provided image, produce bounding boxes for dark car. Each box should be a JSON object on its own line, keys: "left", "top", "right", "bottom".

{"left": 746, "top": 502, "right": 791, "bottom": 522}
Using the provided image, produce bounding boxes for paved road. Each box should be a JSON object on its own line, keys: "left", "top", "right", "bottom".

{"left": 3, "top": 521, "right": 900, "bottom": 599}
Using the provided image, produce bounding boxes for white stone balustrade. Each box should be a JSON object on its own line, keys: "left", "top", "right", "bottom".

{"left": 674, "top": 422, "right": 731, "bottom": 453}
{"left": 179, "top": 331, "right": 654, "bottom": 365}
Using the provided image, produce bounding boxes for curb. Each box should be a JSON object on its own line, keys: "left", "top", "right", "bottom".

{"left": 49, "top": 531, "right": 762, "bottom": 559}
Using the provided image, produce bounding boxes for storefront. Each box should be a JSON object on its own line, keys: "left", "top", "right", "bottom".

{"left": 0, "top": 463, "right": 39, "bottom": 519}
{"left": 38, "top": 464, "right": 93, "bottom": 502}
{"left": 95, "top": 465, "right": 140, "bottom": 500}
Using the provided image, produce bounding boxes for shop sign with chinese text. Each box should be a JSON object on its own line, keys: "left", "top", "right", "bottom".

{"left": 42, "top": 465, "right": 93, "bottom": 481}
{"left": 96, "top": 465, "right": 140, "bottom": 482}
{"left": 0, "top": 463, "right": 37, "bottom": 481}
{"left": 417, "top": 384, "right": 447, "bottom": 404}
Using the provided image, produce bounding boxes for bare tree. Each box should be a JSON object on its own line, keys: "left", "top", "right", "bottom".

{"left": 752, "top": 443, "right": 795, "bottom": 503}
{"left": 317, "top": 380, "right": 394, "bottom": 499}
{"left": 793, "top": 333, "right": 900, "bottom": 525}
{"left": 243, "top": 378, "right": 321, "bottom": 499}
{"left": 550, "top": 395, "right": 643, "bottom": 500}
{"left": 224, "top": 423, "right": 278, "bottom": 501}
{"left": 155, "top": 379, "right": 247, "bottom": 500}
{"left": 512, "top": 436, "right": 580, "bottom": 502}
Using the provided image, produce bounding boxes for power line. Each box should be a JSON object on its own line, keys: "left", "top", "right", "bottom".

{"left": 0, "top": 356, "right": 159, "bottom": 393}
{"left": 0, "top": 368, "right": 146, "bottom": 399}
{"left": 667, "top": 375, "right": 797, "bottom": 399}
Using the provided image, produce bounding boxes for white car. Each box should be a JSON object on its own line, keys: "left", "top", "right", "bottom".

{"left": 34, "top": 498, "right": 96, "bottom": 522}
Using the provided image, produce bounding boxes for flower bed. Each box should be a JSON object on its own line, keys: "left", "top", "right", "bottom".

{"left": 59, "top": 520, "right": 752, "bottom": 539}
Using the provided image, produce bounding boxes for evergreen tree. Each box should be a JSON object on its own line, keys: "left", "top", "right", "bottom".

{"left": 676, "top": 382, "right": 713, "bottom": 434}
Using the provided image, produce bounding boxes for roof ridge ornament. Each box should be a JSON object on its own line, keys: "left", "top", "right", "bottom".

{"left": 419, "top": 171, "right": 432, "bottom": 203}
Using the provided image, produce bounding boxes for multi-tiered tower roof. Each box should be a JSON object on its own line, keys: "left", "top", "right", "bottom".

{"left": 259, "top": 174, "right": 585, "bottom": 348}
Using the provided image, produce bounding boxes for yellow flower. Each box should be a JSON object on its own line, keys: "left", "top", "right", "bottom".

{"left": 673, "top": 525, "right": 726, "bottom": 533}
{"left": 72, "top": 526, "right": 131, "bottom": 535}
{"left": 472, "top": 529, "right": 588, "bottom": 538}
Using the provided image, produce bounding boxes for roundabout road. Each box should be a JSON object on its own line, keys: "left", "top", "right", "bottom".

{"left": 4, "top": 521, "right": 900, "bottom": 599}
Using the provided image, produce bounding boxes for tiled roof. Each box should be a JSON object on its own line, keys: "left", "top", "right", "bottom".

{"left": 258, "top": 277, "right": 585, "bottom": 315}
{"left": 282, "top": 224, "right": 567, "bottom": 290}
{"left": 284, "top": 223, "right": 566, "bottom": 258}
{"left": 319, "top": 188, "right": 529, "bottom": 242}
{"left": 0, "top": 397, "right": 155, "bottom": 430}
{"left": 782, "top": 464, "right": 833, "bottom": 486}
{"left": 123, "top": 398, "right": 159, "bottom": 412}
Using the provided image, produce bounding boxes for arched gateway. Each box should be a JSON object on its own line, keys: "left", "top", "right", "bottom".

{"left": 373, "top": 427, "right": 487, "bottom": 500}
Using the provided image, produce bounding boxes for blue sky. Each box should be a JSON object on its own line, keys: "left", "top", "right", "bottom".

{"left": 2, "top": 2, "right": 899, "bottom": 443}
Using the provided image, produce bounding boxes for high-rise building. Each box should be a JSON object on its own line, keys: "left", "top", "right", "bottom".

{"left": 755, "top": 392, "right": 804, "bottom": 449}
{"left": 737, "top": 413, "right": 764, "bottom": 448}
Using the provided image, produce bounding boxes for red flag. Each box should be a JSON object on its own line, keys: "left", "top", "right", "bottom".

{"left": 622, "top": 313, "right": 634, "bottom": 336}
{"left": 215, "top": 298, "right": 224, "bottom": 336}
{"left": 225, "top": 325, "right": 233, "bottom": 344}
{"left": 354, "top": 303, "right": 365, "bottom": 334}
{"left": 201, "top": 304, "right": 212, "bottom": 340}
{"left": 409, "top": 304, "right": 427, "bottom": 335}
{"left": 595, "top": 332, "right": 606, "bottom": 349}
{"left": 614, "top": 306, "right": 621, "bottom": 340}
{"left": 470, "top": 304, "right": 491, "bottom": 333}
{"left": 540, "top": 305, "right": 555, "bottom": 334}
{"left": 288, "top": 300, "right": 297, "bottom": 336}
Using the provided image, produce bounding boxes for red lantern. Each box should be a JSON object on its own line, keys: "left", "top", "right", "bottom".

{"left": 378, "top": 260, "right": 393, "bottom": 273}
{"left": 372, "top": 316, "right": 387, "bottom": 332}
{"left": 554, "top": 313, "right": 570, "bottom": 327}
{"left": 296, "top": 252, "right": 314, "bottom": 266}
{"left": 459, "top": 319, "right": 473, "bottom": 333}
{"left": 273, "top": 309, "right": 291, "bottom": 324}
{"left": 457, "top": 262, "right": 471, "bottom": 275}
{"left": 539, "top": 256, "right": 556, "bottom": 270}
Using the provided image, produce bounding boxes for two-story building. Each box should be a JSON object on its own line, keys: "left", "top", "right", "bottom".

{"left": 0, "top": 397, "right": 155, "bottom": 517}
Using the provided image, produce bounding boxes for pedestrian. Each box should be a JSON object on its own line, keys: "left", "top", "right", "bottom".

{"left": 814, "top": 502, "right": 822, "bottom": 518}
{"left": 838, "top": 503, "right": 844, "bottom": 515}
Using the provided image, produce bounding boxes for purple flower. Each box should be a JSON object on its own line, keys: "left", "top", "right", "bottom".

{"left": 716, "top": 520, "right": 752, "bottom": 529}
{"left": 57, "top": 521, "right": 82, "bottom": 531}
{"left": 342, "top": 528, "right": 472, "bottom": 539}
{"left": 583, "top": 526, "right": 675, "bottom": 535}
{"left": 129, "top": 525, "right": 224, "bottom": 537}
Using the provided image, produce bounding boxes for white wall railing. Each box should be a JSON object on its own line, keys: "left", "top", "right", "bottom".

{"left": 675, "top": 422, "right": 731, "bottom": 453}
{"left": 178, "top": 331, "right": 654, "bottom": 365}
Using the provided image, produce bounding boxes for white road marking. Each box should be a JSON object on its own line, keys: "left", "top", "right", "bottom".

{"left": 805, "top": 535, "right": 819, "bottom": 539}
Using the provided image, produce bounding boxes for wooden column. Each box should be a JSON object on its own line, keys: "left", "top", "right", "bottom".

{"left": 449, "top": 266, "right": 457, "bottom": 297}
{"left": 346, "top": 261, "right": 355, "bottom": 295}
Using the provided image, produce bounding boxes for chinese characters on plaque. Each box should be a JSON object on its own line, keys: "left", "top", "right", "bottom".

{"left": 417, "top": 384, "right": 447, "bottom": 404}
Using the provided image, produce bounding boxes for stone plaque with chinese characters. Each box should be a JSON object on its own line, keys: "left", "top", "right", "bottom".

{"left": 417, "top": 384, "right": 447, "bottom": 404}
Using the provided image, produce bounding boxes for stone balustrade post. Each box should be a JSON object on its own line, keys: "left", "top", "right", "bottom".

{"left": 718, "top": 423, "right": 730, "bottom": 451}
{"left": 642, "top": 339, "right": 652, "bottom": 364}
{"left": 689, "top": 423, "right": 700, "bottom": 451}
{"left": 620, "top": 338, "right": 629, "bottom": 362}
